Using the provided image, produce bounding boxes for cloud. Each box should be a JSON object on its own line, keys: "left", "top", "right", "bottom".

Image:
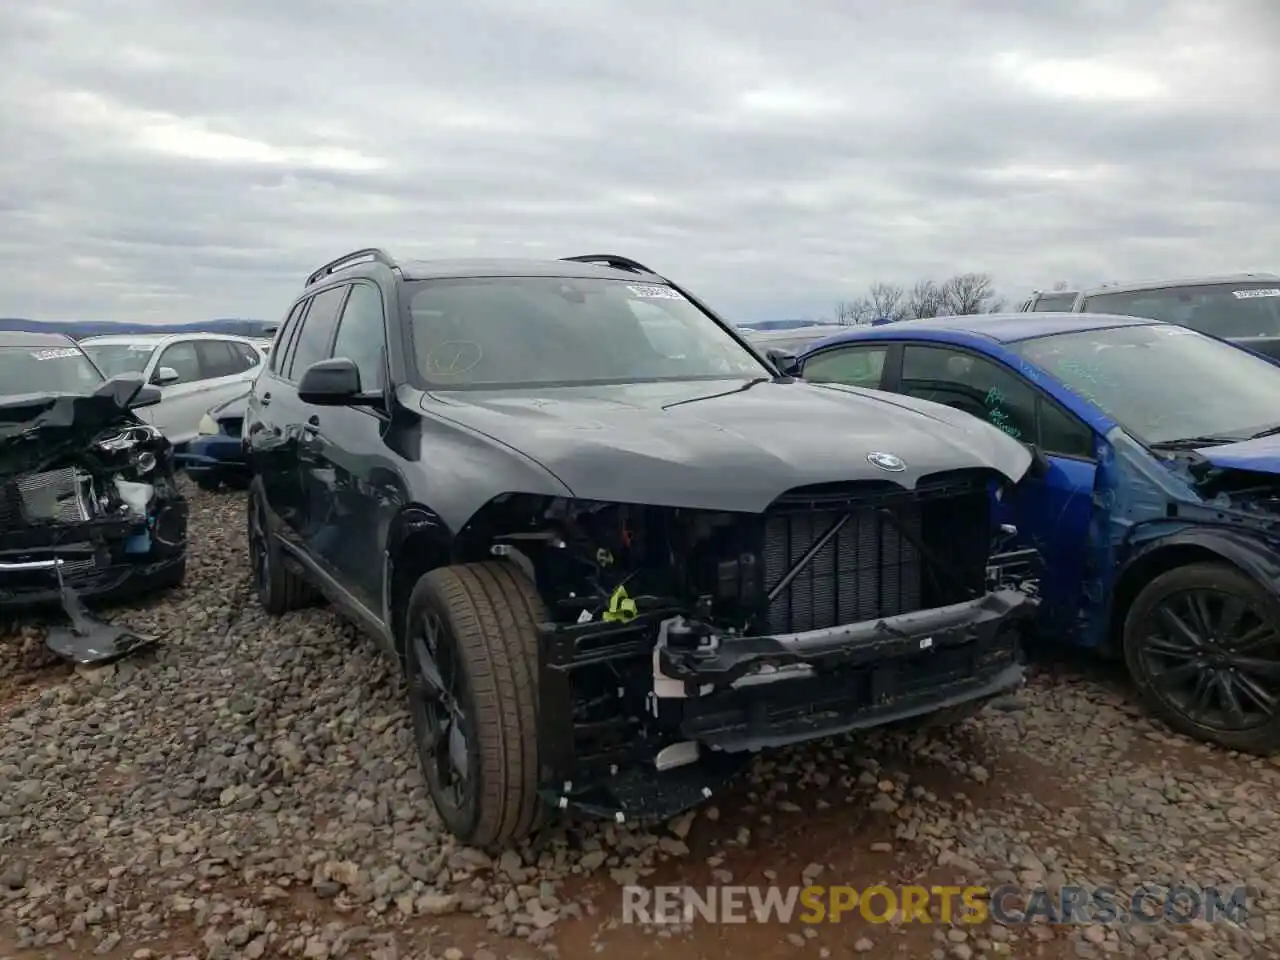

{"left": 0, "top": 0, "right": 1277, "bottom": 322}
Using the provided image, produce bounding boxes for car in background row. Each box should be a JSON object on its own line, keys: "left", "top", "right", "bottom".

{"left": 242, "top": 248, "right": 1042, "bottom": 847}
{"left": 180, "top": 390, "right": 251, "bottom": 490}
{"left": 0, "top": 331, "right": 187, "bottom": 650}
{"left": 767, "top": 313, "right": 1280, "bottom": 754}
{"left": 1069, "top": 273, "right": 1280, "bottom": 361}
{"left": 1018, "top": 290, "right": 1079, "bottom": 312}
{"left": 79, "top": 333, "right": 266, "bottom": 446}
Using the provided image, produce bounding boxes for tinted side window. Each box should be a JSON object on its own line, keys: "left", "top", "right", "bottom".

{"left": 330, "top": 282, "right": 388, "bottom": 391}
{"left": 235, "top": 343, "right": 261, "bottom": 369}
{"left": 271, "top": 302, "right": 307, "bottom": 374}
{"left": 801, "top": 345, "right": 888, "bottom": 388}
{"left": 901, "top": 345, "right": 1035, "bottom": 441}
{"left": 155, "top": 341, "right": 201, "bottom": 384}
{"left": 288, "top": 286, "right": 348, "bottom": 380}
{"left": 196, "top": 340, "right": 241, "bottom": 378}
{"left": 1037, "top": 397, "right": 1094, "bottom": 459}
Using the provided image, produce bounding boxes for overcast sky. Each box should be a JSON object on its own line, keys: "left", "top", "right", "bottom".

{"left": 1, "top": 1, "right": 1277, "bottom": 324}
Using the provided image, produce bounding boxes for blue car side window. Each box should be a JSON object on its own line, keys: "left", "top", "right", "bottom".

{"left": 901, "top": 345, "right": 1035, "bottom": 441}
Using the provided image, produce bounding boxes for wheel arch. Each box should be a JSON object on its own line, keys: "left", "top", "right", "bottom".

{"left": 384, "top": 493, "right": 552, "bottom": 657}
{"left": 1108, "top": 529, "right": 1280, "bottom": 649}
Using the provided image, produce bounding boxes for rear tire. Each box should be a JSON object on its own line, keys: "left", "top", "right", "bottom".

{"left": 1124, "top": 562, "right": 1280, "bottom": 754}
{"left": 247, "top": 483, "right": 314, "bottom": 615}
{"left": 404, "top": 562, "right": 544, "bottom": 848}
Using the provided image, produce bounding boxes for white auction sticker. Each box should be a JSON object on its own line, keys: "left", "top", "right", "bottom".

{"left": 1232, "top": 288, "right": 1280, "bottom": 299}
{"left": 627, "top": 284, "right": 686, "bottom": 300}
{"left": 30, "top": 348, "right": 82, "bottom": 360}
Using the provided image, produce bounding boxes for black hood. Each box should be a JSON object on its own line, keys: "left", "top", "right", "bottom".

{"left": 0, "top": 378, "right": 155, "bottom": 478}
{"left": 423, "top": 378, "right": 1032, "bottom": 514}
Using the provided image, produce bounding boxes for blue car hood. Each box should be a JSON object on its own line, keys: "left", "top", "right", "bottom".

{"left": 1195, "top": 435, "right": 1280, "bottom": 474}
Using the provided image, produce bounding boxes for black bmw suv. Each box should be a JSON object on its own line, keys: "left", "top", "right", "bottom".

{"left": 244, "top": 249, "right": 1041, "bottom": 847}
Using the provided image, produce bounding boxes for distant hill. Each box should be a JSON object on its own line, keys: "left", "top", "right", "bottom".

{"left": 735, "top": 319, "right": 841, "bottom": 332}
{"left": 0, "top": 317, "right": 278, "bottom": 340}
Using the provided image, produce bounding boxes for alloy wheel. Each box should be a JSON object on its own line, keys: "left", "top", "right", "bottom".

{"left": 247, "top": 497, "right": 270, "bottom": 598}
{"left": 407, "top": 609, "right": 473, "bottom": 813}
{"left": 1139, "top": 587, "right": 1280, "bottom": 732}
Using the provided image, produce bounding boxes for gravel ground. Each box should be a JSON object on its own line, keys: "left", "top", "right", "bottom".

{"left": 1, "top": 484, "right": 1278, "bottom": 960}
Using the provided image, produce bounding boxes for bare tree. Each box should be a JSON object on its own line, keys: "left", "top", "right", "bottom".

{"left": 905, "top": 279, "right": 947, "bottom": 319}
{"left": 832, "top": 298, "right": 873, "bottom": 325}
{"left": 867, "top": 281, "right": 909, "bottom": 322}
{"left": 940, "top": 272, "right": 1002, "bottom": 315}
{"left": 1051, "top": 280, "right": 1071, "bottom": 292}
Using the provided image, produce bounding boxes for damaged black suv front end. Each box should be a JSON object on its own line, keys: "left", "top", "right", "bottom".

{"left": 496, "top": 469, "right": 1039, "bottom": 821}
{"left": 0, "top": 371, "right": 188, "bottom": 615}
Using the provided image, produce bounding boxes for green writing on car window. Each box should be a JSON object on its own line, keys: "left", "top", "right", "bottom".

{"left": 983, "top": 386, "right": 1022, "bottom": 439}
{"left": 1054, "top": 359, "right": 1107, "bottom": 405}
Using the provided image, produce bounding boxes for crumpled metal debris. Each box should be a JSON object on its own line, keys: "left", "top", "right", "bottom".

{"left": 43, "top": 579, "right": 157, "bottom": 666}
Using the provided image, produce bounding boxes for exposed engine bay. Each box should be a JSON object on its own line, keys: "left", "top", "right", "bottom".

{"left": 463, "top": 466, "right": 1040, "bottom": 821}
{"left": 0, "top": 380, "right": 189, "bottom": 664}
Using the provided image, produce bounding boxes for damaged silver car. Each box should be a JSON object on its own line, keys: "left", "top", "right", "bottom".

{"left": 0, "top": 332, "right": 188, "bottom": 663}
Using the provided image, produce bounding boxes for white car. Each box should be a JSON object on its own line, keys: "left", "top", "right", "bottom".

{"left": 79, "top": 333, "right": 265, "bottom": 445}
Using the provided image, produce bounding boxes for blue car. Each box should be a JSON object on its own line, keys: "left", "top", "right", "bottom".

{"left": 179, "top": 390, "right": 249, "bottom": 490}
{"left": 765, "top": 312, "right": 1280, "bottom": 753}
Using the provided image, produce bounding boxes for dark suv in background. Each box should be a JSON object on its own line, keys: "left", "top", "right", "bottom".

{"left": 1071, "top": 273, "right": 1280, "bottom": 360}
{"left": 244, "top": 249, "right": 1041, "bottom": 847}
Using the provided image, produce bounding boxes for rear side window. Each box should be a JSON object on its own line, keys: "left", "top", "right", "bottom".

{"left": 234, "top": 342, "right": 261, "bottom": 368}
{"left": 196, "top": 340, "right": 245, "bottom": 378}
{"left": 288, "top": 286, "right": 348, "bottom": 380}
{"left": 272, "top": 301, "right": 308, "bottom": 374}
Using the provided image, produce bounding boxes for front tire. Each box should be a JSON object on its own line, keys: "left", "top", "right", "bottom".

{"left": 404, "top": 562, "right": 544, "bottom": 848}
{"left": 1123, "top": 562, "right": 1280, "bottom": 754}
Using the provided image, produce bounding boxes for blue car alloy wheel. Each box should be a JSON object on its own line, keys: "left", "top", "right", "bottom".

{"left": 1123, "top": 562, "right": 1280, "bottom": 754}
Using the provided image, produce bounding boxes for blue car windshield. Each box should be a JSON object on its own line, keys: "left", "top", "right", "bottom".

{"left": 406, "top": 277, "right": 767, "bottom": 388}
{"left": 1011, "top": 323, "right": 1280, "bottom": 445}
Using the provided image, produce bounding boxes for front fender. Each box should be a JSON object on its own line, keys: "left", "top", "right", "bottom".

{"left": 1121, "top": 527, "right": 1280, "bottom": 603}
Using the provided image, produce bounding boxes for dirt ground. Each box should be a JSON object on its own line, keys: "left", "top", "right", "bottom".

{"left": 1, "top": 489, "right": 1273, "bottom": 960}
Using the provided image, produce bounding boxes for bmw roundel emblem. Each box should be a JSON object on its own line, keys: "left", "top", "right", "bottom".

{"left": 867, "top": 451, "right": 906, "bottom": 472}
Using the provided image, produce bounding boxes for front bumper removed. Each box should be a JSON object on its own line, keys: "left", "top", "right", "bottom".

{"left": 536, "top": 555, "right": 1039, "bottom": 821}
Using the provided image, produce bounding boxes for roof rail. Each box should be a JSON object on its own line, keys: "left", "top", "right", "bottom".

{"left": 306, "top": 248, "right": 396, "bottom": 287}
{"left": 560, "top": 254, "right": 659, "bottom": 276}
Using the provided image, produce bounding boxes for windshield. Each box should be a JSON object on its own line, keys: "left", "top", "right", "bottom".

{"left": 0, "top": 344, "right": 105, "bottom": 398}
{"left": 1031, "top": 293, "right": 1076, "bottom": 311}
{"left": 82, "top": 342, "right": 158, "bottom": 378}
{"left": 1011, "top": 323, "right": 1280, "bottom": 445}
{"left": 1080, "top": 282, "right": 1280, "bottom": 339}
{"left": 407, "top": 277, "right": 768, "bottom": 387}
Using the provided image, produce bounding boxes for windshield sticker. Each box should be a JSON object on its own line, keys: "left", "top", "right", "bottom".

{"left": 1232, "top": 288, "right": 1280, "bottom": 299}
{"left": 627, "top": 284, "right": 686, "bottom": 301}
{"left": 30, "top": 348, "right": 82, "bottom": 361}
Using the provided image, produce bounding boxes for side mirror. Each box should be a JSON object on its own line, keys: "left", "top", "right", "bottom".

{"left": 298, "top": 357, "right": 367, "bottom": 406}
{"left": 96, "top": 373, "right": 160, "bottom": 409}
{"left": 766, "top": 347, "right": 801, "bottom": 377}
{"left": 152, "top": 366, "right": 180, "bottom": 386}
